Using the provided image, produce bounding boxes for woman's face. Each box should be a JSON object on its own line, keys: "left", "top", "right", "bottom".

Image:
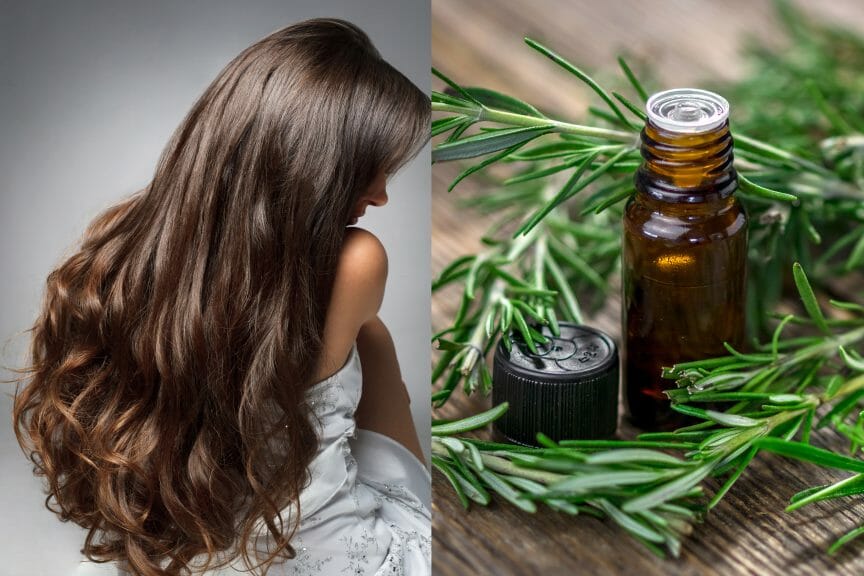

{"left": 349, "top": 169, "right": 388, "bottom": 225}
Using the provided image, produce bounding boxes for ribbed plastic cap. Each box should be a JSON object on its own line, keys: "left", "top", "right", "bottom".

{"left": 646, "top": 88, "right": 729, "bottom": 134}
{"left": 492, "top": 323, "right": 619, "bottom": 446}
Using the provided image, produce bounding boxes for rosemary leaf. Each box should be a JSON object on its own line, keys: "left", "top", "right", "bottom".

{"left": 432, "top": 125, "right": 553, "bottom": 162}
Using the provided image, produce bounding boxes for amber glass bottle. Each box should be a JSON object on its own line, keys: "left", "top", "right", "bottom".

{"left": 622, "top": 89, "right": 748, "bottom": 430}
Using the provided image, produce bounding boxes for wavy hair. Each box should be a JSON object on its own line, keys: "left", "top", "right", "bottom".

{"left": 10, "top": 18, "right": 428, "bottom": 576}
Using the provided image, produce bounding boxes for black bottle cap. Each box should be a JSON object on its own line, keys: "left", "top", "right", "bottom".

{"left": 492, "top": 322, "right": 619, "bottom": 446}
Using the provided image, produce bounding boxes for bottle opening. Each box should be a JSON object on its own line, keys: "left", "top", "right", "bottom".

{"left": 646, "top": 88, "right": 729, "bottom": 134}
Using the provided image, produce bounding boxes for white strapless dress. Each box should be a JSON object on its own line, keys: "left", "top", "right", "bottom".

{"left": 76, "top": 344, "right": 431, "bottom": 575}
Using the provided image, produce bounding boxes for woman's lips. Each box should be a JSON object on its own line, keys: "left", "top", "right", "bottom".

{"left": 349, "top": 208, "right": 366, "bottom": 225}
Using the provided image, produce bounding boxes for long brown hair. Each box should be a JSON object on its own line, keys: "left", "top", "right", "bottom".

{"left": 10, "top": 18, "right": 428, "bottom": 575}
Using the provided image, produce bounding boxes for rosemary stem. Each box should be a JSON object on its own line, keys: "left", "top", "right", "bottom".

{"left": 432, "top": 102, "right": 637, "bottom": 143}
{"left": 789, "top": 325, "right": 864, "bottom": 367}
{"left": 432, "top": 439, "right": 568, "bottom": 483}
{"left": 460, "top": 285, "right": 502, "bottom": 376}
{"left": 734, "top": 133, "right": 833, "bottom": 176}
{"left": 479, "top": 452, "right": 569, "bottom": 484}
{"left": 534, "top": 235, "right": 548, "bottom": 319}
{"left": 506, "top": 226, "right": 540, "bottom": 260}
{"left": 790, "top": 177, "right": 864, "bottom": 200}
{"left": 766, "top": 404, "right": 814, "bottom": 431}
{"left": 829, "top": 373, "right": 864, "bottom": 401}
{"left": 460, "top": 292, "right": 493, "bottom": 376}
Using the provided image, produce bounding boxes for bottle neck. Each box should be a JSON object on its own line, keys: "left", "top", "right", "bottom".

{"left": 635, "top": 119, "right": 736, "bottom": 204}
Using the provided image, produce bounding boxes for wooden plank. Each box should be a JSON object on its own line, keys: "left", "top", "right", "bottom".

{"left": 431, "top": 1, "right": 864, "bottom": 574}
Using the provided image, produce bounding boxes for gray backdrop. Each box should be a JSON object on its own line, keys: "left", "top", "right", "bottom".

{"left": 0, "top": 1, "right": 430, "bottom": 574}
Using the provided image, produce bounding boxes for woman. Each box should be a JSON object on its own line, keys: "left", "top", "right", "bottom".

{"left": 11, "top": 18, "right": 430, "bottom": 575}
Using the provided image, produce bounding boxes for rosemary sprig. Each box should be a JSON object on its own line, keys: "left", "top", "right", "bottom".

{"left": 432, "top": 19, "right": 864, "bottom": 404}
{"left": 432, "top": 265, "right": 864, "bottom": 558}
{"left": 432, "top": 1, "right": 864, "bottom": 560}
{"left": 431, "top": 183, "right": 621, "bottom": 406}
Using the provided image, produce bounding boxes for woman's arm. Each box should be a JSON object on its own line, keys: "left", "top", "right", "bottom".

{"left": 355, "top": 315, "right": 425, "bottom": 465}
{"left": 317, "top": 228, "right": 424, "bottom": 464}
{"left": 315, "top": 228, "right": 387, "bottom": 381}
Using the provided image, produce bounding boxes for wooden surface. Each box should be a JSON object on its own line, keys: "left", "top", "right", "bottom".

{"left": 431, "top": 1, "right": 864, "bottom": 574}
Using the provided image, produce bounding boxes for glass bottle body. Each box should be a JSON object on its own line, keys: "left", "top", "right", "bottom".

{"left": 622, "top": 119, "right": 748, "bottom": 430}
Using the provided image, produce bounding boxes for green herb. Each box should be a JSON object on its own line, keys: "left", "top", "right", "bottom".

{"left": 432, "top": 0, "right": 864, "bottom": 560}
{"left": 432, "top": 4, "right": 863, "bottom": 402}
{"left": 432, "top": 264, "right": 864, "bottom": 557}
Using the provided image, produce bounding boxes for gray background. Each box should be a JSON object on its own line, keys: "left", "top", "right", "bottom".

{"left": 0, "top": 1, "right": 430, "bottom": 574}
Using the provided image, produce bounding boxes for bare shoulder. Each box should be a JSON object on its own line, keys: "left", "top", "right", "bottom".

{"left": 334, "top": 228, "right": 388, "bottom": 311}
{"left": 338, "top": 227, "right": 388, "bottom": 285}
{"left": 315, "top": 228, "right": 388, "bottom": 379}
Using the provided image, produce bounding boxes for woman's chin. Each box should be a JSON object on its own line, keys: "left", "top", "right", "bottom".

{"left": 348, "top": 217, "right": 359, "bottom": 226}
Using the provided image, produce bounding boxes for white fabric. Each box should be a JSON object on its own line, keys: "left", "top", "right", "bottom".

{"left": 76, "top": 343, "right": 431, "bottom": 575}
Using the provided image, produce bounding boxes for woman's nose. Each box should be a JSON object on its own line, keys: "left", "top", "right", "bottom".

{"left": 368, "top": 189, "right": 388, "bottom": 207}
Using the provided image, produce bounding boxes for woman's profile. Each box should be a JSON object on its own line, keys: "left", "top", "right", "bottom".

{"left": 10, "top": 18, "right": 430, "bottom": 576}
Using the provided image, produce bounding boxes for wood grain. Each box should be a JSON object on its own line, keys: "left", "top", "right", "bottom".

{"left": 431, "top": 1, "right": 864, "bottom": 574}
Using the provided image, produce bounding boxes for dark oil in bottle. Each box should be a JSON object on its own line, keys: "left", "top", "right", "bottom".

{"left": 622, "top": 89, "right": 748, "bottom": 430}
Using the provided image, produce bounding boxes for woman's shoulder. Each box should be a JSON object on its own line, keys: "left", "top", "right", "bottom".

{"left": 315, "top": 228, "right": 388, "bottom": 380}
{"left": 335, "top": 228, "right": 388, "bottom": 308}
{"left": 339, "top": 227, "right": 388, "bottom": 284}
